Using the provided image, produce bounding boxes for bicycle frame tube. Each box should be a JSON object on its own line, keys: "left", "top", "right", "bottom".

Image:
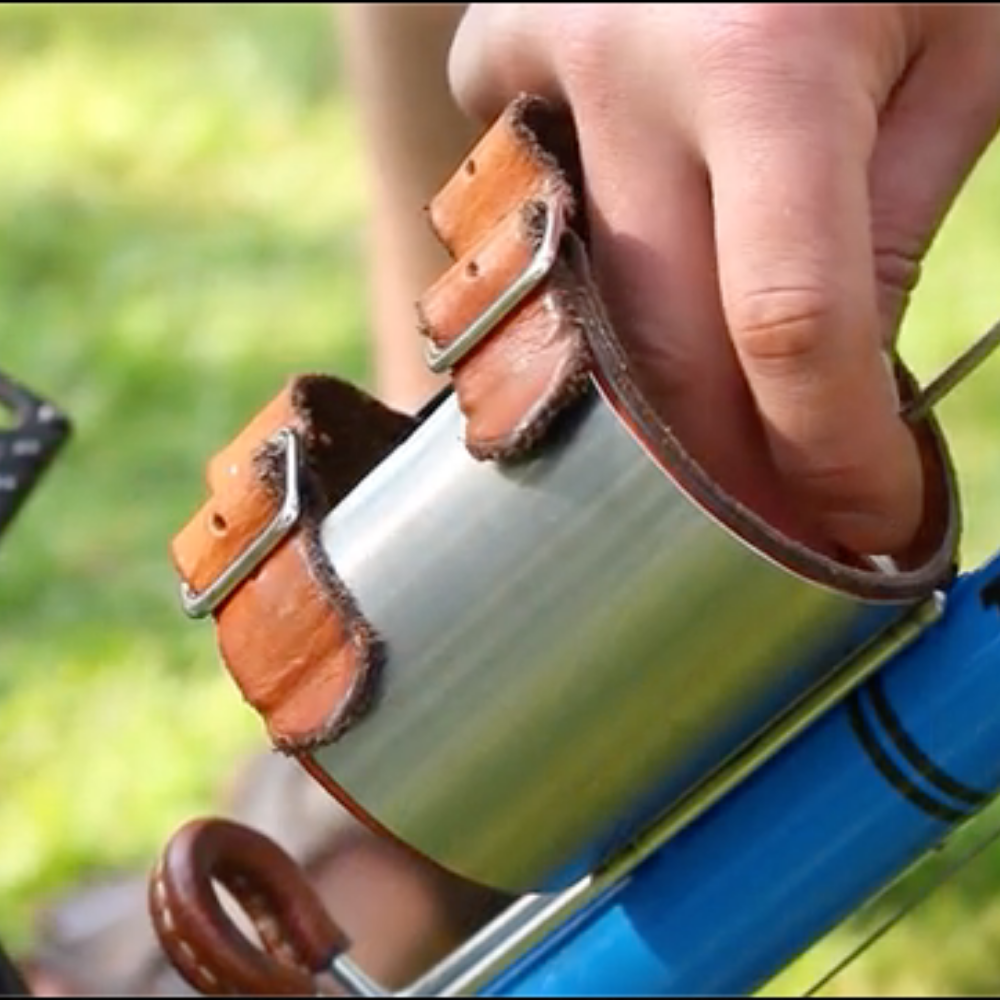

{"left": 473, "top": 553, "right": 1000, "bottom": 995}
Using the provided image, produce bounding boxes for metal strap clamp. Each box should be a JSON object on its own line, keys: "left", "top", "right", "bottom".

{"left": 424, "top": 201, "right": 565, "bottom": 374}
{"left": 180, "top": 427, "right": 302, "bottom": 619}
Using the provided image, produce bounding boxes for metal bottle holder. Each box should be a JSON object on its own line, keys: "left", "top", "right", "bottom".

{"left": 304, "top": 320, "right": 998, "bottom": 998}
{"left": 270, "top": 183, "right": 973, "bottom": 893}
{"left": 308, "top": 373, "right": 954, "bottom": 888}
{"left": 158, "top": 291, "right": 1000, "bottom": 997}
{"left": 158, "top": 102, "right": 1000, "bottom": 987}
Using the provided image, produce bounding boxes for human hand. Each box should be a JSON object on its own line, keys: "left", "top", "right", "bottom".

{"left": 449, "top": 3, "right": 1000, "bottom": 556}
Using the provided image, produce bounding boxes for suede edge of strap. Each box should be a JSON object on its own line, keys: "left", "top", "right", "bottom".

{"left": 170, "top": 375, "right": 415, "bottom": 752}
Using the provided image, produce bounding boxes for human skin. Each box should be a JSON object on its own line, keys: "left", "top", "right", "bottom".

{"left": 453, "top": 4, "right": 1000, "bottom": 556}
{"left": 348, "top": 3, "right": 1000, "bottom": 557}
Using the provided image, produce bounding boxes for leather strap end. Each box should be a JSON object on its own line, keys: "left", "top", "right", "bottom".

{"left": 419, "top": 97, "right": 593, "bottom": 461}
{"left": 171, "top": 390, "right": 296, "bottom": 595}
{"left": 426, "top": 93, "right": 580, "bottom": 260}
{"left": 170, "top": 375, "right": 415, "bottom": 752}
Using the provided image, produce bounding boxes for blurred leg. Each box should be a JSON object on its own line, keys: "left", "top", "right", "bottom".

{"left": 338, "top": 3, "right": 478, "bottom": 412}
{"left": 324, "top": 7, "right": 511, "bottom": 986}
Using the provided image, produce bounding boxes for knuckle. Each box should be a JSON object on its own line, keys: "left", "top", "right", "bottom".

{"left": 873, "top": 244, "right": 922, "bottom": 339}
{"left": 490, "top": 2, "right": 542, "bottom": 43}
{"left": 778, "top": 412, "right": 918, "bottom": 535}
{"left": 549, "top": 4, "right": 623, "bottom": 87}
{"left": 693, "top": 4, "right": 824, "bottom": 73}
{"left": 690, "top": 4, "right": 875, "bottom": 122}
{"left": 873, "top": 243, "right": 922, "bottom": 300}
{"left": 729, "top": 286, "right": 840, "bottom": 368}
{"left": 790, "top": 445, "right": 919, "bottom": 552}
{"left": 793, "top": 454, "right": 887, "bottom": 511}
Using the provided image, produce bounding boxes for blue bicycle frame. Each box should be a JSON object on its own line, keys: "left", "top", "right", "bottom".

{"left": 472, "top": 553, "right": 1000, "bottom": 996}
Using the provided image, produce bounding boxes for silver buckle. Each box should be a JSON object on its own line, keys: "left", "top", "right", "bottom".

{"left": 179, "top": 427, "right": 302, "bottom": 619}
{"left": 424, "top": 202, "right": 564, "bottom": 374}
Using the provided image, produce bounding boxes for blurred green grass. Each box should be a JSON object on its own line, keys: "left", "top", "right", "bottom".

{"left": 0, "top": 3, "right": 999, "bottom": 994}
{"left": 0, "top": 0, "right": 372, "bottom": 953}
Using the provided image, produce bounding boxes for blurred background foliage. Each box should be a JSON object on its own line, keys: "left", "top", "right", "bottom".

{"left": 0, "top": 3, "right": 998, "bottom": 995}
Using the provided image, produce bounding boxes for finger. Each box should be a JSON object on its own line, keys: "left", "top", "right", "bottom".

{"left": 573, "top": 108, "right": 835, "bottom": 551}
{"left": 448, "top": 4, "right": 562, "bottom": 122}
{"left": 449, "top": 5, "right": 858, "bottom": 551}
{"left": 869, "top": 25, "right": 1000, "bottom": 341}
{"left": 702, "top": 82, "right": 923, "bottom": 555}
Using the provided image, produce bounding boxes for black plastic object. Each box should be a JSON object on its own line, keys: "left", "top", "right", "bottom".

{"left": 0, "top": 372, "right": 71, "bottom": 538}
{"left": 0, "top": 940, "right": 29, "bottom": 996}
{"left": 0, "top": 374, "right": 70, "bottom": 993}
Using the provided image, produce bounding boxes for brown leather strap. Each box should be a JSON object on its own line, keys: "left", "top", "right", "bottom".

{"left": 170, "top": 375, "right": 414, "bottom": 752}
{"left": 417, "top": 100, "right": 592, "bottom": 460}
{"left": 149, "top": 817, "right": 348, "bottom": 995}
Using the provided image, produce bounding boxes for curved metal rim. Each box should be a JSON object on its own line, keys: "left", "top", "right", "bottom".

{"left": 588, "top": 362, "right": 960, "bottom": 606}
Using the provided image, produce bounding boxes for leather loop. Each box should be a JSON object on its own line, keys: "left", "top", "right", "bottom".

{"left": 149, "top": 817, "right": 349, "bottom": 996}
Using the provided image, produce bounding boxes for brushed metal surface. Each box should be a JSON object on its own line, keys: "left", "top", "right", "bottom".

{"left": 314, "top": 384, "right": 913, "bottom": 892}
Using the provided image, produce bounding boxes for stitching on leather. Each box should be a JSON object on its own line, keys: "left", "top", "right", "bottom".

{"left": 150, "top": 865, "right": 225, "bottom": 992}
{"left": 227, "top": 872, "right": 313, "bottom": 978}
